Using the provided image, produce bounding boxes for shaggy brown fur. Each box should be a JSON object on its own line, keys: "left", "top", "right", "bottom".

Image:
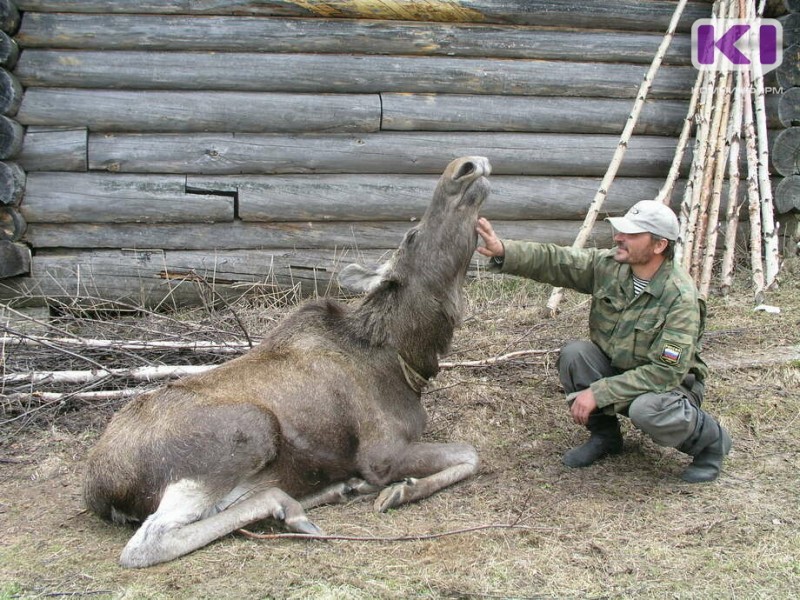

{"left": 84, "top": 156, "right": 491, "bottom": 568}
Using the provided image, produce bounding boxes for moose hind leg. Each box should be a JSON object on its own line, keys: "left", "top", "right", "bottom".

{"left": 120, "top": 479, "right": 321, "bottom": 568}
{"left": 373, "top": 442, "right": 479, "bottom": 513}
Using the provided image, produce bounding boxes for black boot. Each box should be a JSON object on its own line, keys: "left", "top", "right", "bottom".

{"left": 563, "top": 413, "right": 623, "bottom": 468}
{"left": 678, "top": 410, "right": 732, "bottom": 483}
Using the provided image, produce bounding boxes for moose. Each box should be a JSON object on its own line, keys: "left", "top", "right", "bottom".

{"left": 84, "top": 156, "right": 492, "bottom": 568}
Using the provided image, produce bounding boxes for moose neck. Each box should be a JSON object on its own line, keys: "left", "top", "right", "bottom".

{"left": 348, "top": 281, "right": 461, "bottom": 381}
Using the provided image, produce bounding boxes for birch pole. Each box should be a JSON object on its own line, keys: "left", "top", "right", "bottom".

{"left": 749, "top": 0, "right": 781, "bottom": 288}
{"left": 655, "top": 68, "right": 704, "bottom": 205}
{"left": 719, "top": 66, "right": 746, "bottom": 295}
{"left": 690, "top": 64, "right": 732, "bottom": 280}
{"left": 677, "top": 0, "right": 725, "bottom": 269}
{"left": 698, "top": 90, "right": 733, "bottom": 298}
{"left": 545, "top": 0, "right": 690, "bottom": 314}
{"left": 741, "top": 68, "right": 766, "bottom": 301}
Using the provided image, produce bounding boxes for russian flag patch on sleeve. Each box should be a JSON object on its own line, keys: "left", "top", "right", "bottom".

{"left": 660, "top": 344, "right": 682, "bottom": 364}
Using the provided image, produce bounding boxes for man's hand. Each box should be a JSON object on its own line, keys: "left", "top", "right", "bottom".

{"left": 570, "top": 388, "right": 598, "bottom": 426}
{"left": 475, "top": 217, "right": 505, "bottom": 258}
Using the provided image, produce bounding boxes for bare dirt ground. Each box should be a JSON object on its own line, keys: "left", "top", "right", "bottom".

{"left": 1, "top": 260, "right": 799, "bottom": 599}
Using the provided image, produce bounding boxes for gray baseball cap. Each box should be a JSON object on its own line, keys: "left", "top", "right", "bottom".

{"left": 606, "top": 200, "right": 679, "bottom": 241}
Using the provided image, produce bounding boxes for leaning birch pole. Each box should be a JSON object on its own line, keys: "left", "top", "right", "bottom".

{"left": 749, "top": 0, "right": 781, "bottom": 288}
{"left": 741, "top": 68, "right": 766, "bottom": 301}
{"left": 690, "top": 64, "right": 731, "bottom": 280}
{"left": 698, "top": 88, "right": 733, "bottom": 298}
{"left": 719, "top": 66, "right": 746, "bottom": 295}
{"left": 676, "top": 0, "right": 726, "bottom": 268}
{"left": 655, "top": 68, "right": 704, "bottom": 206}
{"left": 675, "top": 68, "right": 717, "bottom": 267}
{"left": 546, "top": 0, "right": 691, "bottom": 314}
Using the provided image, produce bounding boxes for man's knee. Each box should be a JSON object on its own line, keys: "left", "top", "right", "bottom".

{"left": 558, "top": 340, "right": 614, "bottom": 393}
{"left": 628, "top": 393, "right": 662, "bottom": 430}
{"left": 558, "top": 340, "right": 597, "bottom": 368}
{"left": 629, "top": 391, "right": 697, "bottom": 447}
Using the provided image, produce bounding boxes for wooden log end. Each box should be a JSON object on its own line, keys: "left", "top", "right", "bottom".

{"left": 776, "top": 44, "right": 800, "bottom": 89}
{"left": 0, "top": 205, "right": 26, "bottom": 241}
{"left": 782, "top": 13, "right": 800, "bottom": 47}
{"left": 0, "top": 160, "right": 24, "bottom": 205}
{"left": 775, "top": 175, "right": 800, "bottom": 213}
{"left": 0, "top": 114, "right": 23, "bottom": 159}
{"left": 772, "top": 127, "right": 800, "bottom": 177}
{"left": 0, "top": 0, "right": 19, "bottom": 35}
{"left": 0, "top": 239, "right": 30, "bottom": 278}
{"left": 0, "top": 67, "right": 21, "bottom": 116}
{"left": 778, "top": 87, "right": 800, "bottom": 127}
{"left": 0, "top": 30, "right": 18, "bottom": 68}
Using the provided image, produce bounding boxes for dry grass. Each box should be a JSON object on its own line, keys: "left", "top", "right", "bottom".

{"left": 1, "top": 260, "right": 799, "bottom": 599}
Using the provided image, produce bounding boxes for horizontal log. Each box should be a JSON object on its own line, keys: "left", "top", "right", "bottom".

{"left": 772, "top": 127, "right": 800, "bottom": 176}
{"left": 14, "top": 51, "right": 698, "bottom": 99}
{"left": 0, "top": 160, "right": 23, "bottom": 205}
{"left": 15, "top": 13, "right": 692, "bottom": 64}
{"left": 17, "top": 126, "right": 87, "bottom": 171}
{"left": 18, "top": 171, "right": 748, "bottom": 224}
{"left": 381, "top": 94, "right": 689, "bottom": 136}
{"left": 0, "top": 114, "right": 22, "bottom": 159}
{"left": 21, "top": 220, "right": 615, "bottom": 251}
{"left": 87, "top": 132, "right": 690, "bottom": 177}
{"left": 779, "top": 87, "right": 800, "bottom": 127}
{"left": 776, "top": 44, "right": 800, "bottom": 89}
{"left": 22, "top": 172, "right": 678, "bottom": 223}
{"left": 21, "top": 173, "right": 235, "bottom": 223}
{"left": 775, "top": 175, "right": 800, "bottom": 213}
{"left": 0, "top": 247, "right": 393, "bottom": 306}
{"left": 0, "top": 0, "right": 18, "bottom": 34}
{"left": 0, "top": 239, "right": 30, "bottom": 278}
{"left": 17, "top": 89, "right": 381, "bottom": 133}
{"left": 0, "top": 30, "right": 18, "bottom": 68}
{"left": 12, "top": 1, "right": 713, "bottom": 32}
{"left": 198, "top": 175, "right": 664, "bottom": 222}
{"left": 21, "top": 90, "right": 780, "bottom": 137}
{"left": 0, "top": 67, "right": 21, "bottom": 115}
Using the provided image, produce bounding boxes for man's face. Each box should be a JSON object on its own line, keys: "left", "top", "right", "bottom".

{"left": 612, "top": 231, "right": 661, "bottom": 265}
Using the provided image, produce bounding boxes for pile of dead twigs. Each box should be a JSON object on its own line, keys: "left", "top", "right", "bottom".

{"left": 0, "top": 298, "right": 272, "bottom": 431}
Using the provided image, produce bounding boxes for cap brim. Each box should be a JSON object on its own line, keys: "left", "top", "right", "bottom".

{"left": 605, "top": 216, "right": 648, "bottom": 235}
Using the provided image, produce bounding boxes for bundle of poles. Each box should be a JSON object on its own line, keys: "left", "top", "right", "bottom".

{"left": 547, "top": 0, "right": 781, "bottom": 312}
{"left": 665, "top": 0, "right": 780, "bottom": 302}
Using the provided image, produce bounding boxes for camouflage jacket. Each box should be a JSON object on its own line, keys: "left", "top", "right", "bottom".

{"left": 493, "top": 241, "right": 708, "bottom": 412}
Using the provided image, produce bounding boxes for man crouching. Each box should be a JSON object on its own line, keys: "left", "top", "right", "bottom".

{"left": 476, "top": 201, "right": 731, "bottom": 482}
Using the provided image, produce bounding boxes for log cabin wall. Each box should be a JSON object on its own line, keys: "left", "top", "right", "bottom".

{"left": 0, "top": 0, "right": 793, "bottom": 307}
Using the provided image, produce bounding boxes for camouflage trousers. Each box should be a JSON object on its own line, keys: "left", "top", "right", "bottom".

{"left": 557, "top": 340, "right": 705, "bottom": 448}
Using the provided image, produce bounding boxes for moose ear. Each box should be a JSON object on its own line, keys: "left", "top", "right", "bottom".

{"left": 338, "top": 263, "right": 389, "bottom": 294}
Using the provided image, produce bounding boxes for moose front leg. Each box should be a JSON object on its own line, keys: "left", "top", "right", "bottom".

{"left": 372, "top": 442, "right": 479, "bottom": 513}
{"left": 300, "top": 477, "right": 382, "bottom": 510}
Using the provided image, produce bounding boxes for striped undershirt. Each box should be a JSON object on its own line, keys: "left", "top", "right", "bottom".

{"left": 632, "top": 274, "right": 650, "bottom": 296}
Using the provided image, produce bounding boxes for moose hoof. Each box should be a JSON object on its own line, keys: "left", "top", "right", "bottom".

{"left": 374, "top": 478, "right": 418, "bottom": 513}
{"left": 285, "top": 515, "right": 324, "bottom": 536}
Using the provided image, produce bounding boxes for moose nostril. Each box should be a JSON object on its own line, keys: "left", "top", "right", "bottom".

{"left": 455, "top": 162, "right": 476, "bottom": 180}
